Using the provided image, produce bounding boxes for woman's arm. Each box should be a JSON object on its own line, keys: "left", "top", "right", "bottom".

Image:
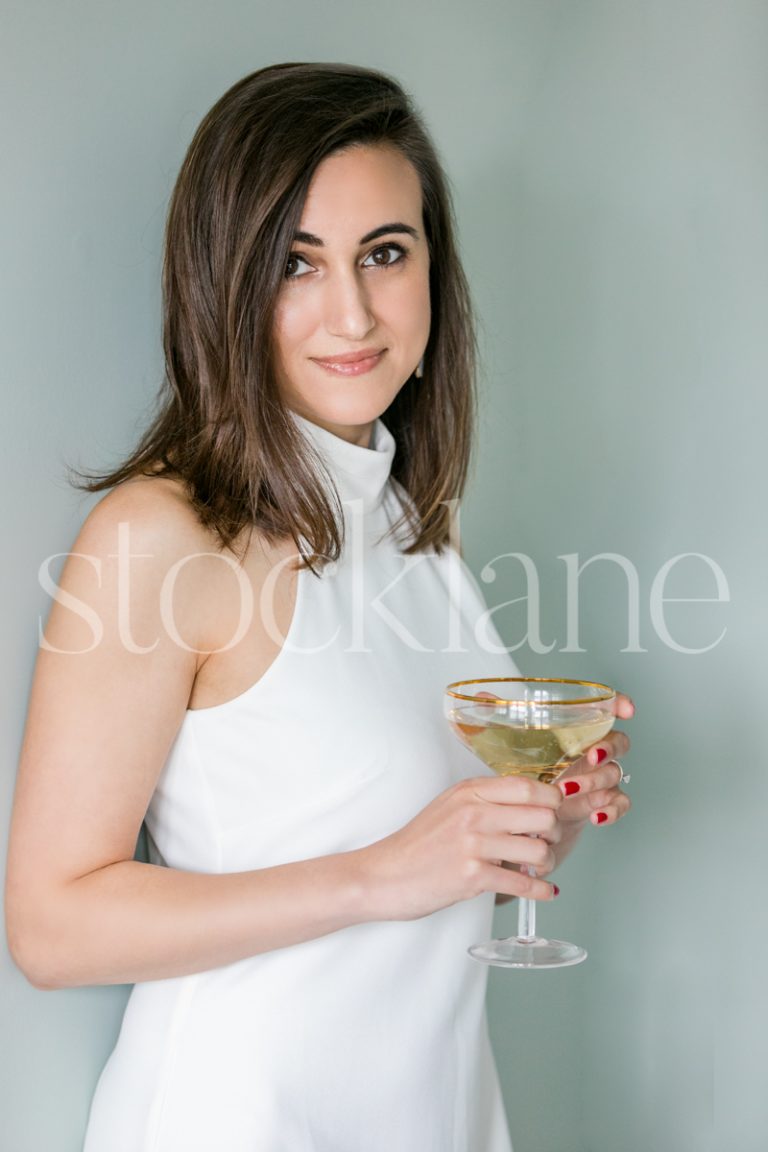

{"left": 5, "top": 481, "right": 564, "bottom": 989}
{"left": 5, "top": 482, "right": 370, "bottom": 987}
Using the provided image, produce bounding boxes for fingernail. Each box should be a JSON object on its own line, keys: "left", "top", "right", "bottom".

{"left": 552, "top": 884, "right": 560, "bottom": 897}
{"left": 560, "top": 780, "right": 581, "bottom": 796}
{"left": 594, "top": 812, "right": 608, "bottom": 825}
{"left": 594, "top": 748, "right": 608, "bottom": 764}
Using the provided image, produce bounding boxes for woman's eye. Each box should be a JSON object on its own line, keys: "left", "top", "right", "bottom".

{"left": 362, "top": 243, "right": 407, "bottom": 268}
{"left": 285, "top": 253, "right": 313, "bottom": 279}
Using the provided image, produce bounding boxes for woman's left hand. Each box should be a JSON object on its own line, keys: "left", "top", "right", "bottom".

{"left": 553, "top": 692, "right": 634, "bottom": 857}
{"left": 493, "top": 692, "right": 634, "bottom": 900}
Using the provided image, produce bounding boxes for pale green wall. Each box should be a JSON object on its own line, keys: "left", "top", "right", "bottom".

{"left": 2, "top": 3, "right": 764, "bottom": 1150}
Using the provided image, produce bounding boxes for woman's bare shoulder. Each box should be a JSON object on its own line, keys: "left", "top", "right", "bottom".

{"left": 71, "top": 474, "right": 294, "bottom": 664}
{"left": 44, "top": 475, "right": 261, "bottom": 677}
{"left": 76, "top": 473, "right": 211, "bottom": 559}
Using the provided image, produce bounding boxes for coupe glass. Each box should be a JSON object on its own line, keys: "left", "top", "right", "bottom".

{"left": 444, "top": 677, "right": 615, "bottom": 969}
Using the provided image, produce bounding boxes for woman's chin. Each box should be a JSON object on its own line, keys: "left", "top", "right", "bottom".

{"left": 288, "top": 393, "right": 400, "bottom": 434}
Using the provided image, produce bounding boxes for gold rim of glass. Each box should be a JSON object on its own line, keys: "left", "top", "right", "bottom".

{"left": 444, "top": 676, "right": 615, "bottom": 706}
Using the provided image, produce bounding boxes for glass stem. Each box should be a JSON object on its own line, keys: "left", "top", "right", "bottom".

{"left": 517, "top": 834, "right": 539, "bottom": 941}
{"left": 517, "top": 884, "right": 537, "bottom": 942}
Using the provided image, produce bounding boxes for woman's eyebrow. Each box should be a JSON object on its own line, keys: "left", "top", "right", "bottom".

{"left": 292, "top": 222, "right": 420, "bottom": 247}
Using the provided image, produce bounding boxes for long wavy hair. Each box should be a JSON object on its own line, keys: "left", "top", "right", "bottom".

{"left": 76, "top": 62, "right": 477, "bottom": 569}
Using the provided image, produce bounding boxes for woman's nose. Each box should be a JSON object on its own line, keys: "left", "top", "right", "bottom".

{"left": 323, "top": 269, "right": 375, "bottom": 341}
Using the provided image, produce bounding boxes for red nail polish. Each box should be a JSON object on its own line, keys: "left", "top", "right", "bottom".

{"left": 595, "top": 812, "right": 608, "bottom": 824}
{"left": 595, "top": 749, "right": 608, "bottom": 764}
{"left": 552, "top": 885, "right": 560, "bottom": 897}
{"left": 561, "top": 780, "right": 580, "bottom": 796}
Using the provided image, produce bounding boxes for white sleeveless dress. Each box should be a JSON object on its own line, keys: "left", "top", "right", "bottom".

{"left": 83, "top": 415, "right": 517, "bottom": 1152}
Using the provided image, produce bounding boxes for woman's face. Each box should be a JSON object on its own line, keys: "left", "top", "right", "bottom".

{"left": 272, "top": 144, "right": 431, "bottom": 446}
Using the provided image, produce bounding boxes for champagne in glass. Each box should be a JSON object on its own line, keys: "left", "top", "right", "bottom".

{"left": 444, "top": 677, "right": 616, "bottom": 969}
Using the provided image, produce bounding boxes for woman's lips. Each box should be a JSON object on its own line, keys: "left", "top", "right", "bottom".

{"left": 311, "top": 349, "right": 386, "bottom": 376}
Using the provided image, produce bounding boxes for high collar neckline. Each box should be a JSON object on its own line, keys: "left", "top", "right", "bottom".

{"left": 291, "top": 412, "right": 397, "bottom": 515}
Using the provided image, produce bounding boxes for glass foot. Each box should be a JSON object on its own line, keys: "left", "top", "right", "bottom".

{"left": 468, "top": 935, "right": 587, "bottom": 969}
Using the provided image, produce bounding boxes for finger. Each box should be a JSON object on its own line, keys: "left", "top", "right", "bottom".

{"left": 484, "top": 834, "right": 556, "bottom": 874}
{"left": 586, "top": 729, "right": 631, "bottom": 767}
{"left": 560, "top": 760, "right": 626, "bottom": 796}
{"left": 485, "top": 862, "right": 558, "bottom": 902}
{"left": 558, "top": 776, "right": 632, "bottom": 823}
{"left": 482, "top": 803, "right": 562, "bottom": 843}
{"left": 613, "top": 692, "right": 635, "bottom": 720}
{"left": 585, "top": 782, "right": 630, "bottom": 812}
{"left": 590, "top": 791, "right": 632, "bottom": 826}
{"left": 465, "top": 775, "right": 563, "bottom": 810}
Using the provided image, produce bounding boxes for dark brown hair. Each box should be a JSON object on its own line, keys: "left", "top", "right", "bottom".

{"left": 77, "top": 62, "right": 477, "bottom": 568}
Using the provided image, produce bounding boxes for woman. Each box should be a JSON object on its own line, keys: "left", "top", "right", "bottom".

{"left": 5, "top": 63, "right": 632, "bottom": 1151}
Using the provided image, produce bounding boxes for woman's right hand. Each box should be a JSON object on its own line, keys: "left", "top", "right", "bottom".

{"left": 357, "top": 775, "right": 564, "bottom": 922}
